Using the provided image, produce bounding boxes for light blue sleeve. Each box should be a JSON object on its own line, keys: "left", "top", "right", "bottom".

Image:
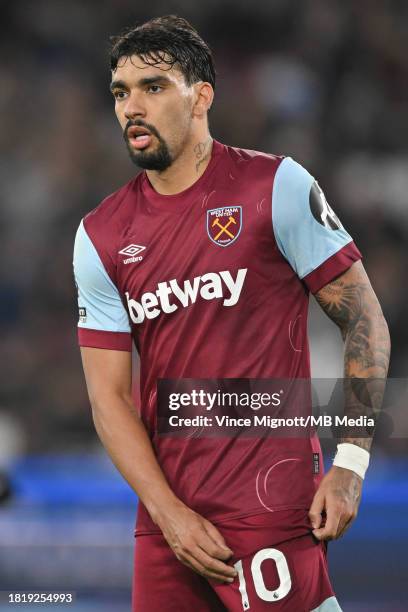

{"left": 73, "top": 220, "right": 131, "bottom": 332}
{"left": 272, "top": 157, "right": 354, "bottom": 279}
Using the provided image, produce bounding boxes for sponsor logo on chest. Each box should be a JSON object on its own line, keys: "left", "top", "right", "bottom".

{"left": 125, "top": 268, "right": 247, "bottom": 324}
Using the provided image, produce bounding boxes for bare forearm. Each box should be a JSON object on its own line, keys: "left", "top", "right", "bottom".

{"left": 341, "top": 309, "right": 390, "bottom": 450}
{"left": 315, "top": 261, "right": 391, "bottom": 452}
{"left": 91, "top": 394, "right": 179, "bottom": 523}
{"left": 342, "top": 296, "right": 390, "bottom": 379}
{"left": 78, "top": 348, "right": 236, "bottom": 581}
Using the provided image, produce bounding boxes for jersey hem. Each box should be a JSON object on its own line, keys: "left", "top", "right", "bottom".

{"left": 134, "top": 504, "right": 310, "bottom": 537}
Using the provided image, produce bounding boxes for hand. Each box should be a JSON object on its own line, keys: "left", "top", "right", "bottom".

{"left": 309, "top": 465, "right": 363, "bottom": 541}
{"left": 155, "top": 500, "right": 237, "bottom": 583}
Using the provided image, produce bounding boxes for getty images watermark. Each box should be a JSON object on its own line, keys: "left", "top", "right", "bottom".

{"left": 156, "top": 378, "right": 405, "bottom": 439}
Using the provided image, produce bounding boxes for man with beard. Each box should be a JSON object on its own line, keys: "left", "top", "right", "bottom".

{"left": 73, "top": 15, "right": 390, "bottom": 612}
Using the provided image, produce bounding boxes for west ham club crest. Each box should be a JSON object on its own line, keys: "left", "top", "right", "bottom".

{"left": 207, "top": 206, "right": 242, "bottom": 247}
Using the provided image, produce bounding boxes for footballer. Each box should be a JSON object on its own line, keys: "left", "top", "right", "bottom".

{"left": 73, "top": 16, "right": 390, "bottom": 611}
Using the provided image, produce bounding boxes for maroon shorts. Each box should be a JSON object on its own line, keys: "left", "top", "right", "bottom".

{"left": 132, "top": 511, "right": 341, "bottom": 611}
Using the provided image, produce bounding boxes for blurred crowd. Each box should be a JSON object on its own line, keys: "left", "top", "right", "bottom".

{"left": 0, "top": 0, "right": 407, "bottom": 454}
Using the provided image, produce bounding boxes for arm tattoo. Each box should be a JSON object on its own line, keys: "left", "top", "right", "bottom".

{"left": 315, "top": 263, "right": 391, "bottom": 451}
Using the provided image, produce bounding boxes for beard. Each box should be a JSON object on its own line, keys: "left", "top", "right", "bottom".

{"left": 124, "top": 120, "right": 173, "bottom": 171}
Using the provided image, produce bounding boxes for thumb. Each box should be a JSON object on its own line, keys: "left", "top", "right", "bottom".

{"left": 309, "top": 493, "right": 325, "bottom": 530}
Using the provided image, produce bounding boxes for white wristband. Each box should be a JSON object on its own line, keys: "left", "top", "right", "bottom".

{"left": 332, "top": 443, "right": 370, "bottom": 480}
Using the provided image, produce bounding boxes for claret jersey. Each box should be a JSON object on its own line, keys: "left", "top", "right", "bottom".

{"left": 73, "top": 140, "right": 361, "bottom": 534}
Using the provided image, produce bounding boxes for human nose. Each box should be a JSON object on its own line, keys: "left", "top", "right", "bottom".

{"left": 124, "top": 91, "right": 146, "bottom": 121}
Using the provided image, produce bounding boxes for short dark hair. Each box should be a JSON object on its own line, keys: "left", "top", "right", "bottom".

{"left": 109, "top": 15, "right": 216, "bottom": 90}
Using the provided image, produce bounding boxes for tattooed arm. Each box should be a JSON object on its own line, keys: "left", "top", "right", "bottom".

{"left": 314, "top": 259, "right": 390, "bottom": 451}
{"left": 308, "top": 260, "right": 390, "bottom": 540}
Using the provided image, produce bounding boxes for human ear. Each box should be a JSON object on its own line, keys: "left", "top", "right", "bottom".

{"left": 192, "top": 82, "right": 214, "bottom": 117}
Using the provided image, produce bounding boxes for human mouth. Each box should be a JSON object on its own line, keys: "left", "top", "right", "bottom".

{"left": 127, "top": 125, "right": 152, "bottom": 150}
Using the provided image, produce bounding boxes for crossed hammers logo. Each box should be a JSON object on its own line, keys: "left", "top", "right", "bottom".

{"left": 212, "top": 216, "right": 237, "bottom": 241}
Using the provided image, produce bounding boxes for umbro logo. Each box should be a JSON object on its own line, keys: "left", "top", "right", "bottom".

{"left": 119, "top": 244, "right": 146, "bottom": 265}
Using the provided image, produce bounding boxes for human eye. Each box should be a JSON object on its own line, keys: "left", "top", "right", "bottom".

{"left": 112, "top": 90, "right": 127, "bottom": 100}
{"left": 147, "top": 84, "right": 163, "bottom": 94}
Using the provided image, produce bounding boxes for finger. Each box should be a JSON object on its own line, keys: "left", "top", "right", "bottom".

{"left": 183, "top": 559, "right": 231, "bottom": 583}
{"left": 179, "top": 551, "right": 235, "bottom": 583}
{"left": 203, "top": 521, "right": 233, "bottom": 558}
{"left": 194, "top": 546, "right": 237, "bottom": 579}
{"left": 336, "top": 519, "right": 351, "bottom": 540}
{"left": 336, "top": 509, "right": 351, "bottom": 538}
{"left": 312, "top": 499, "right": 341, "bottom": 541}
{"left": 308, "top": 493, "right": 325, "bottom": 530}
{"left": 197, "top": 536, "right": 232, "bottom": 562}
{"left": 336, "top": 511, "right": 356, "bottom": 539}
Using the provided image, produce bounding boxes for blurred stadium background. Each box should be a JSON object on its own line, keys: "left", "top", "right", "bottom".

{"left": 0, "top": 0, "right": 407, "bottom": 610}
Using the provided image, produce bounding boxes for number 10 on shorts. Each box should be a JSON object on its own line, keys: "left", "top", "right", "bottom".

{"left": 234, "top": 548, "right": 292, "bottom": 610}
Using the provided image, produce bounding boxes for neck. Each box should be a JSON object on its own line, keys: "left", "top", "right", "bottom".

{"left": 146, "top": 134, "right": 213, "bottom": 195}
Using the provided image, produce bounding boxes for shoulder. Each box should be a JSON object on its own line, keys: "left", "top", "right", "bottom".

{"left": 222, "top": 143, "right": 285, "bottom": 180}
{"left": 83, "top": 174, "right": 141, "bottom": 243}
{"left": 221, "top": 143, "right": 315, "bottom": 208}
{"left": 272, "top": 157, "right": 315, "bottom": 223}
{"left": 74, "top": 174, "right": 142, "bottom": 280}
